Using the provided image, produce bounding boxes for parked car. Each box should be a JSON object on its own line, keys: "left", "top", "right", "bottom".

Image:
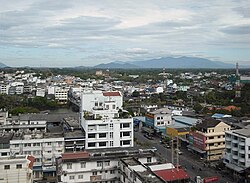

{"left": 144, "top": 134, "right": 154, "bottom": 140}
{"left": 163, "top": 144, "right": 171, "bottom": 148}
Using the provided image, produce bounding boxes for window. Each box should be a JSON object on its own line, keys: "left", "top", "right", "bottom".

{"left": 112, "top": 105, "right": 115, "bottom": 109}
{"left": 99, "top": 133, "right": 107, "bottom": 138}
{"left": 33, "top": 143, "right": 40, "bottom": 147}
{"left": 110, "top": 141, "right": 114, "bottom": 147}
{"left": 4, "top": 165, "right": 10, "bottom": 169}
{"left": 110, "top": 132, "right": 113, "bottom": 138}
{"left": 110, "top": 124, "right": 113, "bottom": 129}
{"left": 81, "top": 162, "right": 86, "bottom": 168}
{"left": 123, "top": 132, "right": 130, "bottom": 137}
{"left": 1, "top": 152, "right": 7, "bottom": 156}
{"left": 104, "top": 161, "right": 110, "bottom": 166}
{"left": 14, "top": 144, "right": 19, "bottom": 147}
{"left": 97, "top": 161, "right": 102, "bottom": 167}
{"left": 123, "top": 123, "right": 130, "bottom": 128}
{"left": 88, "top": 134, "right": 96, "bottom": 138}
{"left": 147, "top": 157, "right": 152, "bottom": 163}
{"left": 78, "top": 175, "right": 83, "bottom": 179}
{"left": 88, "top": 142, "right": 96, "bottom": 147}
{"left": 16, "top": 164, "right": 22, "bottom": 169}
{"left": 123, "top": 140, "right": 130, "bottom": 145}
{"left": 24, "top": 143, "right": 31, "bottom": 147}
{"left": 47, "top": 142, "right": 52, "bottom": 146}
{"left": 157, "top": 117, "right": 160, "bottom": 120}
{"left": 67, "top": 163, "right": 72, "bottom": 169}
{"left": 99, "top": 142, "right": 106, "bottom": 147}
{"left": 92, "top": 172, "right": 97, "bottom": 175}
{"left": 69, "top": 175, "right": 75, "bottom": 180}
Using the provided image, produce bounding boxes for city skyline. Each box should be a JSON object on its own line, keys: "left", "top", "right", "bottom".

{"left": 1, "top": 0, "right": 250, "bottom": 67}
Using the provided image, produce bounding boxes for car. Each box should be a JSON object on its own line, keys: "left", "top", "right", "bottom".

{"left": 144, "top": 134, "right": 154, "bottom": 140}
{"left": 163, "top": 144, "right": 171, "bottom": 149}
{"left": 175, "top": 149, "right": 183, "bottom": 155}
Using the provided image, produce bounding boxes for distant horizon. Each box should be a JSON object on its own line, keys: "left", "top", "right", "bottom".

{"left": 1, "top": 0, "right": 250, "bottom": 67}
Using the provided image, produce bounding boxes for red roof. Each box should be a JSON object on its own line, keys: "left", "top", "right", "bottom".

{"left": 27, "top": 155, "right": 35, "bottom": 169}
{"left": 62, "top": 152, "right": 89, "bottom": 160}
{"left": 154, "top": 168, "right": 190, "bottom": 181}
{"left": 103, "top": 91, "right": 121, "bottom": 96}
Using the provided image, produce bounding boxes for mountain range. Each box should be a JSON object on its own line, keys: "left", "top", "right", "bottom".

{"left": 94, "top": 56, "right": 237, "bottom": 69}
{"left": 0, "top": 62, "right": 8, "bottom": 68}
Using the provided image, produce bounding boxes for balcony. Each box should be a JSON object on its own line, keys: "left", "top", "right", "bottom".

{"left": 239, "top": 141, "right": 245, "bottom": 146}
{"left": 239, "top": 149, "right": 245, "bottom": 154}
{"left": 239, "top": 158, "right": 245, "bottom": 163}
{"left": 232, "top": 155, "right": 238, "bottom": 160}
{"left": 232, "top": 139, "right": 238, "bottom": 144}
{"left": 225, "top": 137, "right": 231, "bottom": 141}
{"left": 232, "top": 147, "right": 238, "bottom": 152}
{"left": 225, "top": 144, "right": 231, "bottom": 149}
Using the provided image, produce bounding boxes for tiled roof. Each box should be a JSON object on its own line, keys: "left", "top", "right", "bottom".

{"left": 154, "top": 168, "right": 190, "bottom": 181}
{"left": 62, "top": 152, "right": 89, "bottom": 160}
{"left": 103, "top": 91, "right": 121, "bottom": 96}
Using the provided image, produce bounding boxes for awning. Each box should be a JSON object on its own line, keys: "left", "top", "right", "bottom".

{"left": 225, "top": 163, "right": 245, "bottom": 173}
{"left": 187, "top": 145, "right": 206, "bottom": 154}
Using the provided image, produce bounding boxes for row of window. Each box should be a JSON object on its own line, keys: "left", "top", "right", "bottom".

{"left": 12, "top": 141, "right": 63, "bottom": 147}
{"left": 4, "top": 164, "right": 22, "bottom": 170}
{"left": 207, "top": 135, "right": 225, "bottom": 140}
{"left": 66, "top": 161, "right": 111, "bottom": 169}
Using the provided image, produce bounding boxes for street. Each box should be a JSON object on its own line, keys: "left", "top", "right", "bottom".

{"left": 135, "top": 131, "right": 234, "bottom": 183}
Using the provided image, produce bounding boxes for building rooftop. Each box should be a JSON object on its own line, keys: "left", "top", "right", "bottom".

{"left": 196, "top": 117, "right": 221, "bottom": 130}
{"left": 151, "top": 108, "right": 172, "bottom": 115}
{"left": 154, "top": 168, "right": 190, "bottom": 182}
{"left": 103, "top": 91, "right": 121, "bottom": 96}
{"left": 232, "top": 125, "right": 250, "bottom": 137}
{"left": 62, "top": 151, "right": 89, "bottom": 160}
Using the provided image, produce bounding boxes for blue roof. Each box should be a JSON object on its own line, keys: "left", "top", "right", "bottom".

{"left": 212, "top": 113, "right": 225, "bottom": 119}
{"left": 173, "top": 116, "right": 198, "bottom": 126}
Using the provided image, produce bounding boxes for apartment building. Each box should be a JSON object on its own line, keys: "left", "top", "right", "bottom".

{"left": 145, "top": 108, "right": 173, "bottom": 132}
{"left": 55, "top": 87, "right": 69, "bottom": 104}
{"left": 0, "top": 84, "right": 9, "bottom": 94}
{"left": 81, "top": 117, "right": 133, "bottom": 149}
{"left": 0, "top": 155, "right": 35, "bottom": 183}
{"left": 80, "top": 90, "right": 123, "bottom": 112}
{"left": 120, "top": 157, "right": 190, "bottom": 183}
{"left": 188, "top": 118, "right": 231, "bottom": 161}
{"left": 9, "top": 132, "right": 64, "bottom": 180}
{"left": 224, "top": 125, "right": 250, "bottom": 173}
{"left": 57, "top": 148, "right": 158, "bottom": 183}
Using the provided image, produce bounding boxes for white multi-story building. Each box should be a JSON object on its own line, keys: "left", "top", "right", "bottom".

{"left": 9, "top": 133, "right": 64, "bottom": 180}
{"left": 55, "top": 87, "right": 69, "bottom": 103}
{"left": 224, "top": 125, "right": 250, "bottom": 172}
{"left": 0, "top": 155, "right": 35, "bottom": 183}
{"left": 36, "top": 88, "right": 46, "bottom": 97}
{"left": 0, "top": 84, "right": 9, "bottom": 94}
{"left": 57, "top": 149, "right": 158, "bottom": 183}
{"left": 81, "top": 90, "right": 123, "bottom": 112}
{"left": 81, "top": 117, "right": 133, "bottom": 149}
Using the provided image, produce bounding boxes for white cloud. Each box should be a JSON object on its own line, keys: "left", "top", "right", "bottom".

{"left": 0, "top": 0, "right": 250, "bottom": 66}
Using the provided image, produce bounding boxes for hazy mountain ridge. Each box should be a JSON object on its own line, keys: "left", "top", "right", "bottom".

{"left": 0, "top": 62, "right": 8, "bottom": 68}
{"left": 93, "top": 56, "right": 237, "bottom": 69}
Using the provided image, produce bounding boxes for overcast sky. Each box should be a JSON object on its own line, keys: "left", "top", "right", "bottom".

{"left": 1, "top": 0, "right": 250, "bottom": 67}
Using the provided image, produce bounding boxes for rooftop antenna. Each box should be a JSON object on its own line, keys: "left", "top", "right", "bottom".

{"left": 235, "top": 62, "right": 241, "bottom": 98}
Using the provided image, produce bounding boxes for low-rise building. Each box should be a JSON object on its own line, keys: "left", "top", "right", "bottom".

{"left": 0, "top": 155, "right": 35, "bottom": 183}
{"left": 188, "top": 118, "right": 231, "bottom": 161}
{"left": 224, "top": 125, "right": 250, "bottom": 175}
{"left": 57, "top": 148, "right": 159, "bottom": 183}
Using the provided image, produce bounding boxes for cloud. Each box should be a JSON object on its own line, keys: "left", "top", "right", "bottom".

{"left": 220, "top": 25, "right": 250, "bottom": 35}
{"left": 0, "top": 0, "right": 250, "bottom": 66}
